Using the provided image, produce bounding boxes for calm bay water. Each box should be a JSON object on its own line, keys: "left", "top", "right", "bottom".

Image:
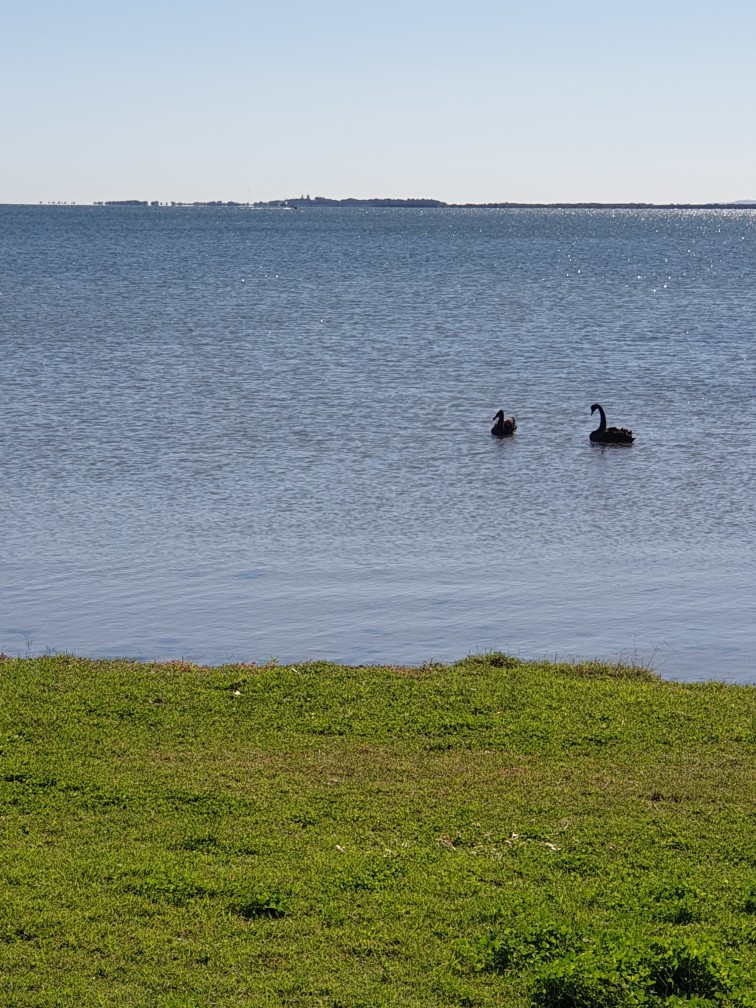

{"left": 1, "top": 205, "right": 754, "bottom": 680}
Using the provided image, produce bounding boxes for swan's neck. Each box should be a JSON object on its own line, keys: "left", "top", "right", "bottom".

{"left": 595, "top": 406, "right": 607, "bottom": 432}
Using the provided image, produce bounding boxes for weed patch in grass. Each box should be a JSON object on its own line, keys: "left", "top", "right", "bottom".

{"left": 233, "top": 892, "right": 289, "bottom": 920}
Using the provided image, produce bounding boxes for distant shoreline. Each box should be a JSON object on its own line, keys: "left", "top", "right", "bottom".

{"left": 6, "top": 198, "right": 756, "bottom": 210}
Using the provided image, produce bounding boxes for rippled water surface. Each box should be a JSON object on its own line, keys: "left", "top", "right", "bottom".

{"left": 1, "top": 205, "right": 754, "bottom": 680}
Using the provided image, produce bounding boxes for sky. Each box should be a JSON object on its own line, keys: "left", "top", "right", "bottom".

{"left": 1, "top": 0, "right": 755, "bottom": 204}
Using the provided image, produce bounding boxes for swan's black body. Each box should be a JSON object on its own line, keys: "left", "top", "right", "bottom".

{"left": 589, "top": 403, "right": 634, "bottom": 445}
{"left": 491, "top": 409, "right": 517, "bottom": 437}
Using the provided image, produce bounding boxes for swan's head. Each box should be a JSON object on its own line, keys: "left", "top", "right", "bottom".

{"left": 590, "top": 403, "right": 601, "bottom": 414}
{"left": 493, "top": 409, "right": 504, "bottom": 420}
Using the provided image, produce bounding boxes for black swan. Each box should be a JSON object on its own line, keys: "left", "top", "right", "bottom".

{"left": 491, "top": 409, "right": 517, "bottom": 437}
{"left": 589, "top": 403, "right": 634, "bottom": 445}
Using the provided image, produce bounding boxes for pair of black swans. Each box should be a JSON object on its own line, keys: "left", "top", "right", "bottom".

{"left": 491, "top": 403, "right": 634, "bottom": 444}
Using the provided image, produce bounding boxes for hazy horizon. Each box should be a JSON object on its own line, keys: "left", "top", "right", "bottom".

{"left": 5, "top": 195, "right": 756, "bottom": 207}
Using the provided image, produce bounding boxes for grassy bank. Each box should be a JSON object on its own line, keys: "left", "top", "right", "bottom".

{"left": 0, "top": 653, "right": 753, "bottom": 1007}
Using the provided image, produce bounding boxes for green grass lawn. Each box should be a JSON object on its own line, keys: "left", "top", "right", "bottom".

{"left": 0, "top": 652, "right": 753, "bottom": 1007}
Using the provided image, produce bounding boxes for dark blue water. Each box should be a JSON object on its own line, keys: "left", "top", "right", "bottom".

{"left": 1, "top": 206, "right": 754, "bottom": 680}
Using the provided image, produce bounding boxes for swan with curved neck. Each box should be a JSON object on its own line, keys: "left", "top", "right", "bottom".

{"left": 491, "top": 409, "right": 517, "bottom": 437}
{"left": 590, "top": 403, "right": 634, "bottom": 444}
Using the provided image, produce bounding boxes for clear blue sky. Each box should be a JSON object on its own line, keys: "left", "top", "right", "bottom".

{"left": 2, "top": 0, "right": 755, "bottom": 204}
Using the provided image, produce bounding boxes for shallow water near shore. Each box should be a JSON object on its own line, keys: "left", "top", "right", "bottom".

{"left": 1, "top": 205, "right": 754, "bottom": 680}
